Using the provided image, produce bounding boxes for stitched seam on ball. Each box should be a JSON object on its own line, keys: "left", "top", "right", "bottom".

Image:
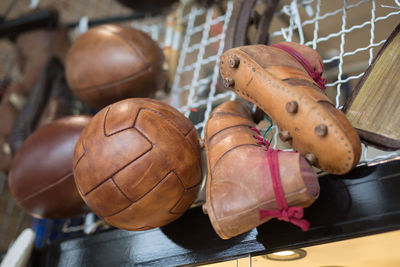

{"left": 16, "top": 171, "right": 73, "bottom": 204}
{"left": 102, "top": 170, "right": 175, "bottom": 218}
{"left": 95, "top": 27, "right": 157, "bottom": 95}
{"left": 133, "top": 108, "right": 202, "bottom": 188}
{"left": 132, "top": 127, "right": 154, "bottom": 149}
{"left": 74, "top": 66, "right": 152, "bottom": 92}
{"left": 187, "top": 179, "right": 203, "bottom": 190}
{"left": 183, "top": 127, "right": 203, "bottom": 186}
{"left": 109, "top": 28, "right": 148, "bottom": 67}
{"left": 82, "top": 145, "right": 153, "bottom": 197}
{"left": 83, "top": 104, "right": 198, "bottom": 208}
{"left": 183, "top": 126, "right": 201, "bottom": 157}
{"left": 134, "top": 107, "right": 192, "bottom": 136}
{"left": 103, "top": 106, "right": 139, "bottom": 138}
{"left": 207, "top": 124, "right": 255, "bottom": 143}
{"left": 73, "top": 138, "right": 86, "bottom": 197}
{"left": 102, "top": 106, "right": 113, "bottom": 137}
{"left": 169, "top": 170, "right": 187, "bottom": 215}
{"left": 172, "top": 170, "right": 202, "bottom": 195}
{"left": 73, "top": 138, "right": 86, "bottom": 170}
{"left": 184, "top": 126, "right": 194, "bottom": 137}
{"left": 183, "top": 127, "right": 198, "bottom": 155}
{"left": 103, "top": 107, "right": 154, "bottom": 151}
{"left": 168, "top": 175, "right": 203, "bottom": 214}
{"left": 117, "top": 161, "right": 155, "bottom": 201}
{"left": 111, "top": 177, "right": 132, "bottom": 203}
{"left": 111, "top": 29, "right": 160, "bottom": 95}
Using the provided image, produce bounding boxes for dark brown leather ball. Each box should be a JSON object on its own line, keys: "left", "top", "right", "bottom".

{"left": 73, "top": 98, "right": 202, "bottom": 230}
{"left": 66, "top": 25, "right": 166, "bottom": 109}
{"left": 8, "top": 116, "right": 91, "bottom": 219}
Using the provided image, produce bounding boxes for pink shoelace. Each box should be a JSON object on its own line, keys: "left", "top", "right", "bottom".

{"left": 270, "top": 43, "right": 327, "bottom": 90}
{"left": 251, "top": 127, "right": 310, "bottom": 231}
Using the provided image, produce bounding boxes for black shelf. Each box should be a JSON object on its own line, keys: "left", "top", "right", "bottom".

{"left": 35, "top": 159, "right": 400, "bottom": 266}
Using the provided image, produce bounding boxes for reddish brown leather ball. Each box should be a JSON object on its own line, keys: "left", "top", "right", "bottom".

{"left": 8, "top": 116, "right": 91, "bottom": 219}
{"left": 73, "top": 98, "right": 202, "bottom": 230}
{"left": 66, "top": 25, "right": 166, "bottom": 109}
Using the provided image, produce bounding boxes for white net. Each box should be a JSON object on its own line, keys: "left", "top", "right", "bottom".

{"left": 261, "top": 0, "right": 400, "bottom": 164}
{"left": 170, "top": 2, "right": 235, "bottom": 133}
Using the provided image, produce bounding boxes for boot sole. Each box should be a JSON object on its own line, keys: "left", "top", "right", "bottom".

{"left": 220, "top": 47, "right": 361, "bottom": 175}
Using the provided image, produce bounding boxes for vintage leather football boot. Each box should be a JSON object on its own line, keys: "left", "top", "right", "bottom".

{"left": 219, "top": 42, "right": 361, "bottom": 175}
{"left": 202, "top": 100, "right": 320, "bottom": 239}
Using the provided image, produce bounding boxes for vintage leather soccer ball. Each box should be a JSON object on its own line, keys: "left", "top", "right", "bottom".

{"left": 65, "top": 25, "right": 166, "bottom": 109}
{"left": 73, "top": 98, "right": 202, "bottom": 230}
{"left": 8, "top": 116, "right": 91, "bottom": 219}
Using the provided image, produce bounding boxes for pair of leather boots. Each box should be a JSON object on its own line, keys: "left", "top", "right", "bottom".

{"left": 202, "top": 42, "right": 361, "bottom": 239}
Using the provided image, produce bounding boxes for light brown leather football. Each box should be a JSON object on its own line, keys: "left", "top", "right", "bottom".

{"left": 8, "top": 115, "right": 91, "bottom": 219}
{"left": 66, "top": 25, "right": 166, "bottom": 109}
{"left": 73, "top": 98, "right": 202, "bottom": 230}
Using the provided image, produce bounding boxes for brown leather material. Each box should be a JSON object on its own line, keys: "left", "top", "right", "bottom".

{"left": 73, "top": 98, "right": 202, "bottom": 230}
{"left": 220, "top": 44, "right": 361, "bottom": 175}
{"left": 8, "top": 116, "right": 91, "bottom": 219}
{"left": 203, "top": 100, "right": 319, "bottom": 239}
{"left": 272, "top": 42, "right": 324, "bottom": 73}
{"left": 66, "top": 25, "right": 167, "bottom": 109}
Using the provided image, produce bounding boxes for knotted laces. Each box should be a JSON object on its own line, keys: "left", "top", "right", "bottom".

{"left": 251, "top": 127, "right": 310, "bottom": 231}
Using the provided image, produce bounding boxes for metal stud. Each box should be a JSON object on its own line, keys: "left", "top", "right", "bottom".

{"left": 279, "top": 130, "right": 292, "bottom": 142}
{"left": 286, "top": 101, "right": 298, "bottom": 113}
{"left": 315, "top": 124, "right": 328, "bottom": 137}
{"left": 223, "top": 77, "right": 235, "bottom": 88}
{"left": 305, "top": 153, "right": 318, "bottom": 165}
{"left": 228, "top": 55, "right": 240, "bottom": 68}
